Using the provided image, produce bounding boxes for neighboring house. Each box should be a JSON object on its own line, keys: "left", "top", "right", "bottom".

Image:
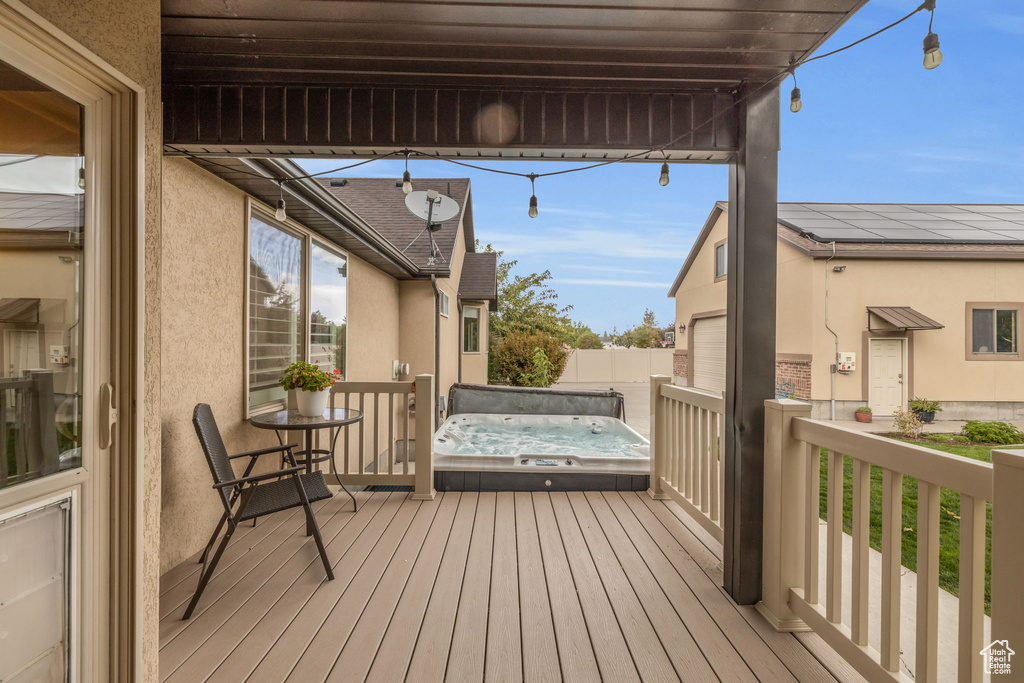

{"left": 669, "top": 201, "right": 1024, "bottom": 419}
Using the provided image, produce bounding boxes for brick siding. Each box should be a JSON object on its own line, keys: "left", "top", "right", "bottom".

{"left": 775, "top": 358, "right": 811, "bottom": 400}
{"left": 673, "top": 350, "right": 688, "bottom": 378}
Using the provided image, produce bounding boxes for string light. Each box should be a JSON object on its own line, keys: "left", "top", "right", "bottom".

{"left": 275, "top": 181, "right": 287, "bottom": 221}
{"left": 528, "top": 174, "right": 539, "bottom": 218}
{"left": 922, "top": 1, "right": 942, "bottom": 69}
{"left": 167, "top": 3, "right": 943, "bottom": 214}
{"left": 402, "top": 151, "right": 413, "bottom": 194}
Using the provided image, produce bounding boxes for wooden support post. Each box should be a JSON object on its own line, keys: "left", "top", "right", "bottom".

{"left": 30, "top": 370, "right": 59, "bottom": 476}
{"left": 757, "top": 398, "right": 811, "bottom": 631}
{"left": 723, "top": 83, "right": 780, "bottom": 604}
{"left": 991, "top": 448, "right": 1024, "bottom": 672}
{"left": 648, "top": 375, "right": 671, "bottom": 500}
{"left": 412, "top": 374, "right": 436, "bottom": 500}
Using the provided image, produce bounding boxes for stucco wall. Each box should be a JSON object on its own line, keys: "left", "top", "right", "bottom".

{"left": 673, "top": 211, "right": 810, "bottom": 356}
{"left": 160, "top": 158, "right": 407, "bottom": 572}
{"left": 809, "top": 258, "right": 1024, "bottom": 404}
{"left": 15, "top": 0, "right": 163, "bottom": 677}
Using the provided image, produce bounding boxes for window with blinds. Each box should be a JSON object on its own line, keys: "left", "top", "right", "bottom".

{"left": 248, "top": 215, "right": 303, "bottom": 410}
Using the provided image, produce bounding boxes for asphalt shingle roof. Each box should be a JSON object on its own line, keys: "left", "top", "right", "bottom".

{"left": 317, "top": 178, "right": 471, "bottom": 270}
{"left": 459, "top": 252, "right": 498, "bottom": 311}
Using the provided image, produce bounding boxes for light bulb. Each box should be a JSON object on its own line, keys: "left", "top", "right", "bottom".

{"left": 659, "top": 162, "right": 670, "bottom": 187}
{"left": 789, "top": 86, "right": 802, "bottom": 113}
{"left": 528, "top": 195, "right": 538, "bottom": 218}
{"left": 923, "top": 32, "right": 942, "bottom": 69}
{"left": 275, "top": 198, "right": 286, "bottom": 221}
{"left": 402, "top": 170, "right": 413, "bottom": 195}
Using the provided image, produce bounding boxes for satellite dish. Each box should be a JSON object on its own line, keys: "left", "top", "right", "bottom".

{"left": 405, "top": 190, "right": 460, "bottom": 224}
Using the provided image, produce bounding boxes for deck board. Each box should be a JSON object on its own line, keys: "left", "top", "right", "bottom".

{"left": 160, "top": 490, "right": 854, "bottom": 682}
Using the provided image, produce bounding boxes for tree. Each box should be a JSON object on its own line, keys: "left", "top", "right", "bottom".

{"left": 575, "top": 331, "right": 604, "bottom": 349}
{"left": 491, "top": 331, "right": 569, "bottom": 387}
{"left": 612, "top": 308, "right": 662, "bottom": 348}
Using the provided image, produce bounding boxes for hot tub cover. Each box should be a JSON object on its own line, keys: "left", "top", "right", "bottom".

{"left": 447, "top": 383, "right": 624, "bottom": 420}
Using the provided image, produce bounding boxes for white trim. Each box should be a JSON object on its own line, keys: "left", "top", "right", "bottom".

{"left": 440, "top": 290, "right": 450, "bottom": 318}
{"left": 462, "top": 304, "right": 482, "bottom": 354}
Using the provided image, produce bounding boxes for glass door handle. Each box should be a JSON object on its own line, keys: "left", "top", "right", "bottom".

{"left": 99, "top": 383, "right": 118, "bottom": 449}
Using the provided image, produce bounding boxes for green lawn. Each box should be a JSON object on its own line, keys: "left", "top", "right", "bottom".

{"left": 817, "top": 438, "right": 1024, "bottom": 615}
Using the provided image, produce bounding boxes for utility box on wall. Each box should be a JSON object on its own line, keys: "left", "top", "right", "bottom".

{"left": 838, "top": 352, "right": 856, "bottom": 373}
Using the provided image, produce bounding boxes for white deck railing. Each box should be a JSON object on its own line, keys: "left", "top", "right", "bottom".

{"left": 327, "top": 373, "right": 435, "bottom": 500}
{"left": 647, "top": 375, "right": 725, "bottom": 543}
{"left": 760, "top": 399, "right": 1024, "bottom": 682}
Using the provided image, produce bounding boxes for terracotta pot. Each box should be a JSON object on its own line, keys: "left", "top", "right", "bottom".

{"left": 854, "top": 411, "right": 872, "bottom": 423}
{"left": 295, "top": 388, "right": 329, "bottom": 417}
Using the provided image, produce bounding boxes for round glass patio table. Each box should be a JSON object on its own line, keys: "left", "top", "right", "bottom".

{"left": 250, "top": 408, "right": 363, "bottom": 513}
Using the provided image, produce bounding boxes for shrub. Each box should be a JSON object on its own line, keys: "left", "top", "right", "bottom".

{"left": 491, "top": 331, "right": 569, "bottom": 387}
{"left": 960, "top": 421, "right": 1024, "bottom": 445}
{"left": 951, "top": 434, "right": 970, "bottom": 443}
{"left": 893, "top": 408, "right": 924, "bottom": 439}
{"left": 856, "top": 406, "right": 872, "bottom": 413}
{"left": 909, "top": 397, "right": 942, "bottom": 413}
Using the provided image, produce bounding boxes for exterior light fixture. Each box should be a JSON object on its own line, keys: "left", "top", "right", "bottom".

{"left": 922, "top": 32, "right": 942, "bottom": 69}
{"left": 78, "top": 166, "right": 86, "bottom": 190}
{"left": 275, "top": 180, "right": 287, "bottom": 221}
{"left": 790, "top": 86, "right": 802, "bottom": 113}
{"left": 833, "top": 265, "right": 846, "bottom": 272}
{"left": 402, "top": 152, "right": 413, "bottom": 194}
{"left": 678, "top": 323, "right": 686, "bottom": 333}
{"left": 659, "top": 162, "right": 670, "bottom": 187}
{"left": 528, "top": 174, "right": 539, "bottom": 218}
{"left": 921, "top": 0, "right": 942, "bottom": 69}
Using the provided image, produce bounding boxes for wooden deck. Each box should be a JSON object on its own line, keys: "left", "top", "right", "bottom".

{"left": 159, "top": 489, "right": 860, "bottom": 682}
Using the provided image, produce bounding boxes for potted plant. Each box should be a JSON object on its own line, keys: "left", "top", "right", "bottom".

{"left": 909, "top": 397, "right": 942, "bottom": 424}
{"left": 279, "top": 361, "right": 340, "bottom": 417}
{"left": 854, "top": 406, "right": 872, "bottom": 423}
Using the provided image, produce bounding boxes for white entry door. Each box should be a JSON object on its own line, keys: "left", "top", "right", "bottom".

{"left": 869, "top": 338, "right": 905, "bottom": 416}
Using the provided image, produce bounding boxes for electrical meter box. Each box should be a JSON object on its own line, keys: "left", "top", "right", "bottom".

{"left": 838, "top": 352, "right": 856, "bottom": 373}
{"left": 50, "top": 345, "right": 70, "bottom": 365}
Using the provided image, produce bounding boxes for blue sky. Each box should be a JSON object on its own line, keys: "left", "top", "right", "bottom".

{"left": 297, "top": 0, "right": 1023, "bottom": 336}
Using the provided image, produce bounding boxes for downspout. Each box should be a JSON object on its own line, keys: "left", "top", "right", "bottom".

{"left": 457, "top": 299, "right": 464, "bottom": 384}
{"left": 431, "top": 275, "right": 442, "bottom": 429}
{"left": 824, "top": 242, "right": 840, "bottom": 421}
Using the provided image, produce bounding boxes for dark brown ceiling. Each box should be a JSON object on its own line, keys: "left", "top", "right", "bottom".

{"left": 161, "top": 0, "right": 867, "bottom": 160}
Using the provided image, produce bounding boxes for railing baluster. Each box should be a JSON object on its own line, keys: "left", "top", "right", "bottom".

{"left": 916, "top": 480, "right": 940, "bottom": 683}
{"left": 958, "top": 494, "right": 985, "bottom": 682}
{"left": 851, "top": 457, "right": 870, "bottom": 645}
{"left": 673, "top": 401, "right": 682, "bottom": 491}
{"left": 403, "top": 392, "right": 410, "bottom": 476}
{"left": 880, "top": 468, "right": 902, "bottom": 672}
{"left": 804, "top": 442, "right": 819, "bottom": 606}
{"left": 373, "top": 392, "right": 380, "bottom": 475}
{"left": 826, "top": 449, "right": 844, "bottom": 623}
{"left": 358, "top": 393, "right": 365, "bottom": 475}
{"left": 388, "top": 393, "right": 395, "bottom": 476}
{"left": 699, "top": 408, "right": 709, "bottom": 511}
{"left": 717, "top": 411, "right": 724, "bottom": 524}
{"left": 709, "top": 409, "right": 719, "bottom": 522}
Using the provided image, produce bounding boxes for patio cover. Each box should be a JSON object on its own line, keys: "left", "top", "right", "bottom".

{"left": 867, "top": 306, "right": 944, "bottom": 331}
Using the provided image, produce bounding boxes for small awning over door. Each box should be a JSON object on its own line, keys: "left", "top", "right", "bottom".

{"left": 867, "top": 306, "right": 943, "bottom": 331}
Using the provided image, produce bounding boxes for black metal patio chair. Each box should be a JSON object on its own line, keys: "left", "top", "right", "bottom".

{"left": 184, "top": 403, "right": 335, "bottom": 620}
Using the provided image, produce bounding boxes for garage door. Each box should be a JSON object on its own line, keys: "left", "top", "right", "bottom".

{"left": 693, "top": 315, "right": 726, "bottom": 394}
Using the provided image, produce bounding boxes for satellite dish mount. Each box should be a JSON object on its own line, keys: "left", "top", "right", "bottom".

{"left": 403, "top": 189, "right": 460, "bottom": 267}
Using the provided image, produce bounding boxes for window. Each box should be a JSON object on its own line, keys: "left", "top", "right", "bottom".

{"left": 714, "top": 240, "right": 727, "bottom": 280}
{"left": 440, "top": 291, "right": 450, "bottom": 317}
{"left": 247, "top": 203, "right": 348, "bottom": 413}
{"left": 967, "top": 303, "right": 1022, "bottom": 360}
{"left": 464, "top": 306, "right": 481, "bottom": 353}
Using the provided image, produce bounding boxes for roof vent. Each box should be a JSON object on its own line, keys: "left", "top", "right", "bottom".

{"left": 329, "top": 178, "right": 347, "bottom": 187}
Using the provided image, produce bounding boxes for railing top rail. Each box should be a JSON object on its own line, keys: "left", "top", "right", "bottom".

{"left": 660, "top": 383, "right": 725, "bottom": 413}
{"left": 331, "top": 380, "right": 414, "bottom": 395}
{"left": 792, "top": 416, "right": 993, "bottom": 501}
{"left": 0, "top": 377, "right": 34, "bottom": 390}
